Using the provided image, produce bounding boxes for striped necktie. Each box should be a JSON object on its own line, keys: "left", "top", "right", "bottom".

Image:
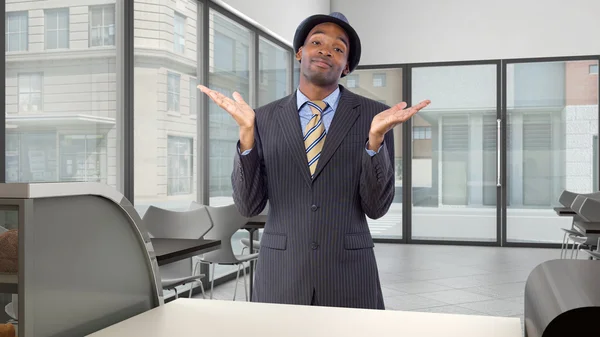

{"left": 304, "top": 100, "right": 327, "bottom": 178}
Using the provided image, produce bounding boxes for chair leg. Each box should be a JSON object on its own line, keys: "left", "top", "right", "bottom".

{"left": 210, "top": 263, "right": 216, "bottom": 300}
{"left": 561, "top": 232, "right": 568, "bottom": 258}
{"left": 199, "top": 279, "right": 206, "bottom": 299}
{"left": 242, "top": 261, "right": 248, "bottom": 301}
{"left": 233, "top": 264, "right": 241, "bottom": 301}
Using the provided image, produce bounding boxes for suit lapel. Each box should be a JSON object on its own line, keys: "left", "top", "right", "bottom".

{"left": 276, "top": 93, "right": 313, "bottom": 187}
{"left": 312, "top": 86, "right": 361, "bottom": 181}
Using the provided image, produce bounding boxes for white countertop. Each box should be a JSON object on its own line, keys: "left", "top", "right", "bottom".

{"left": 88, "top": 298, "right": 522, "bottom": 337}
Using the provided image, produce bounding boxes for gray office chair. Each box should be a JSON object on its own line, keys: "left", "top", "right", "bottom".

{"left": 240, "top": 238, "right": 261, "bottom": 254}
{"left": 195, "top": 203, "right": 258, "bottom": 301}
{"left": 142, "top": 205, "right": 214, "bottom": 299}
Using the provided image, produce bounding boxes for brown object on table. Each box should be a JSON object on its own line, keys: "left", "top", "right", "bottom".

{"left": 0, "top": 229, "right": 18, "bottom": 273}
{"left": 0, "top": 323, "right": 15, "bottom": 337}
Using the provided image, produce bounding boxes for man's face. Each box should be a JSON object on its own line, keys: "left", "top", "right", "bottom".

{"left": 297, "top": 22, "right": 350, "bottom": 86}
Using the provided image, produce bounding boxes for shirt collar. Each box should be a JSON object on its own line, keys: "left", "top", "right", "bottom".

{"left": 296, "top": 86, "right": 340, "bottom": 112}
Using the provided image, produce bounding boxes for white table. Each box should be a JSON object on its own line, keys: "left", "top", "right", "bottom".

{"left": 88, "top": 299, "right": 522, "bottom": 337}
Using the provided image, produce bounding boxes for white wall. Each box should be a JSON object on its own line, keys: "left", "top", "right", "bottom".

{"left": 218, "top": 0, "right": 330, "bottom": 46}
{"left": 331, "top": 0, "right": 600, "bottom": 65}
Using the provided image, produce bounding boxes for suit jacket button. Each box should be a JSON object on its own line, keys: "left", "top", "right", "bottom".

{"left": 311, "top": 205, "right": 318, "bottom": 211}
{"left": 311, "top": 242, "right": 319, "bottom": 250}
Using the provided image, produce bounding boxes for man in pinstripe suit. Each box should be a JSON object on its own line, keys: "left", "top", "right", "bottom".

{"left": 199, "top": 12, "right": 430, "bottom": 309}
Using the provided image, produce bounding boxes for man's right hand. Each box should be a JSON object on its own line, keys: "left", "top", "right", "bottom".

{"left": 197, "top": 85, "right": 255, "bottom": 152}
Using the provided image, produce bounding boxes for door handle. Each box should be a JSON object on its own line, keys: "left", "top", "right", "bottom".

{"left": 497, "top": 119, "right": 501, "bottom": 187}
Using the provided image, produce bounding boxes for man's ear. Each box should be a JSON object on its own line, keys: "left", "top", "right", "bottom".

{"left": 295, "top": 47, "right": 302, "bottom": 61}
{"left": 342, "top": 63, "right": 350, "bottom": 76}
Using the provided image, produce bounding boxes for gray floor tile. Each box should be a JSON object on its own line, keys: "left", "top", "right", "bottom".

{"left": 384, "top": 294, "right": 448, "bottom": 311}
{"left": 413, "top": 305, "right": 487, "bottom": 316}
{"left": 381, "top": 286, "right": 408, "bottom": 298}
{"left": 386, "top": 280, "right": 453, "bottom": 294}
{"left": 429, "top": 276, "right": 493, "bottom": 289}
{"left": 462, "top": 282, "right": 526, "bottom": 299}
{"left": 458, "top": 299, "right": 524, "bottom": 317}
{"left": 199, "top": 243, "right": 559, "bottom": 327}
{"left": 419, "top": 289, "right": 497, "bottom": 305}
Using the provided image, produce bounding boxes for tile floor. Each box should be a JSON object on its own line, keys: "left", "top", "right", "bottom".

{"left": 196, "top": 243, "right": 561, "bottom": 334}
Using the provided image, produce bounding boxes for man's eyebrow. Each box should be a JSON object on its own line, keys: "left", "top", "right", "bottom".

{"left": 309, "top": 30, "right": 349, "bottom": 49}
{"left": 337, "top": 36, "right": 348, "bottom": 49}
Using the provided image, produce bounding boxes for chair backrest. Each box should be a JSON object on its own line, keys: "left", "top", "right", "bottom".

{"left": 142, "top": 205, "right": 213, "bottom": 239}
{"left": 142, "top": 205, "right": 214, "bottom": 282}
{"left": 201, "top": 204, "right": 249, "bottom": 263}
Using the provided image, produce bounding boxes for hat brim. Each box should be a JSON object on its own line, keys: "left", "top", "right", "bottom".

{"left": 293, "top": 14, "right": 361, "bottom": 78}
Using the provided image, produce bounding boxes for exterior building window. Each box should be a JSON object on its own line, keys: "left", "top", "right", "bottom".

{"left": 18, "top": 73, "right": 43, "bottom": 112}
{"left": 413, "top": 126, "right": 432, "bottom": 140}
{"left": 174, "top": 13, "right": 186, "bottom": 53}
{"left": 190, "top": 77, "right": 197, "bottom": 116}
{"left": 373, "top": 73, "right": 386, "bottom": 87}
{"left": 168, "top": 136, "right": 193, "bottom": 195}
{"left": 89, "top": 5, "right": 115, "bottom": 47}
{"left": 45, "top": 8, "right": 69, "bottom": 49}
{"left": 6, "top": 12, "right": 28, "bottom": 52}
{"left": 168, "top": 72, "right": 181, "bottom": 112}
{"left": 346, "top": 74, "right": 358, "bottom": 88}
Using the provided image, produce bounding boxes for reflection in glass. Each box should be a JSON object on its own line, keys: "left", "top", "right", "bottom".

{"left": 208, "top": 10, "right": 254, "bottom": 278}
{"left": 411, "top": 64, "right": 498, "bottom": 242}
{"left": 340, "top": 68, "right": 403, "bottom": 239}
{"left": 208, "top": 10, "right": 252, "bottom": 207}
{"left": 258, "top": 37, "right": 290, "bottom": 106}
{"left": 134, "top": 0, "right": 199, "bottom": 213}
{"left": 5, "top": 1, "right": 120, "bottom": 189}
{"left": 506, "top": 60, "right": 599, "bottom": 243}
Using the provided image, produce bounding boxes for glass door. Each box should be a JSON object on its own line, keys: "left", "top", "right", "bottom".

{"left": 408, "top": 62, "right": 501, "bottom": 244}
{"left": 503, "top": 58, "right": 600, "bottom": 245}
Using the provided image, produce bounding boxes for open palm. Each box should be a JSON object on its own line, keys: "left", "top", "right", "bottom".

{"left": 197, "top": 85, "right": 255, "bottom": 130}
{"left": 370, "top": 100, "right": 431, "bottom": 137}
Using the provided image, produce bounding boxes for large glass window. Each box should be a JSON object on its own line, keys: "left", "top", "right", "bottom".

{"left": 208, "top": 10, "right": 253, "bottom": 278}
{"left": 411, "top": 64, "right": 498, "bottom": 242}
{"left": 208, "top": 10, "right": 252, "bottom": 207}
{"left": 134, "top": 0, "right": 199, "bottom": 214}
{"left": 258, "top": 37, "right": 291, "bottom": 106}
{"left": 340, "top": 68, "right": 404, "bottom": 239}
{"left": 506, "top": 60, "right": 599, "bottom": 243}
{"left": 5, "top": 2, "right": 122, "bottom": 189}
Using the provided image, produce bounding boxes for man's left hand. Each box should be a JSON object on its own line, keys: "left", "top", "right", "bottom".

{"left": 368, "top": 100, "right": 431, "bottom": 151}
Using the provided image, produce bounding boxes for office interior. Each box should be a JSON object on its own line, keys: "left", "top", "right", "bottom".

{"left": 0, "top": 0, "right": 598, "bottom": 336}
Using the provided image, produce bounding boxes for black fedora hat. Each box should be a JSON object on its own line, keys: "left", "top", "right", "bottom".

{"left": 293, "top": 12, "right": 361, "bottom": 77}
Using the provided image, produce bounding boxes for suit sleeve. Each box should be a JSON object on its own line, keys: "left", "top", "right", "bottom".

{"left": 231, "top": 122, "right": 268, "bottom": 217}
{"left": 359, "top": 128, "right": 395, "bottom": 219}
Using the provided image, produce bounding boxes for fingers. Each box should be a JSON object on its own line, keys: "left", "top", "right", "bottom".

{"left": 391, "top": 102, "right": 408, "bottom": 112}
{"left": 232, "top": 92, "right": 247, "bottom": 105}
{"left": 197, "top": 84, "right": 236, "bottom": 112}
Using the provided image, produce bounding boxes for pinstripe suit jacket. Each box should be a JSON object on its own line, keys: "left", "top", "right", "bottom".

{"left": 232, "top": 85, "right": 395, "bottom": 309}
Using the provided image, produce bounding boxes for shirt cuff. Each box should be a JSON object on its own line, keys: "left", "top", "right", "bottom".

{"left": 365, "top": 140, "right": 384, "bottom": 157}
{"left": 238, "top": 145, "right": 253, "bottom": 156}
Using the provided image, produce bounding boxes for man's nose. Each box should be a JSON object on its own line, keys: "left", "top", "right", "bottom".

{"left": 318, "top": 48, "right": 332, "bottom": 57}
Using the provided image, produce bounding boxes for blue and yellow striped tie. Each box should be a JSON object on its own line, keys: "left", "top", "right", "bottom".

{"left": 304, "top": 100, "right": 327, "bottom": 178}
